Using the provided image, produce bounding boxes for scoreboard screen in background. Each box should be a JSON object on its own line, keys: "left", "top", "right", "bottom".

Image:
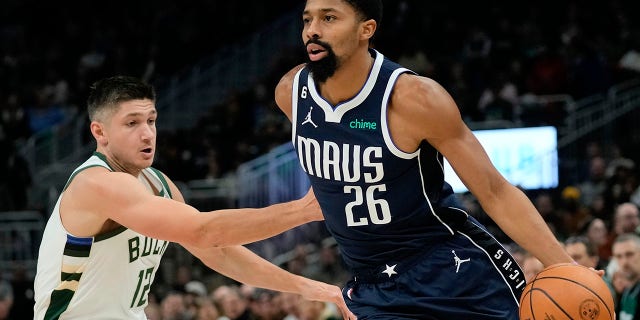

{"left": 444, "top": 126, "right": 559, "bottom": 193}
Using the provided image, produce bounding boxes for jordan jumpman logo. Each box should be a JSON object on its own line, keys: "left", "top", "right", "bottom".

{"left": 452, "top": 250, "right": 470, "bottom": 273}
{"left": 302, "top": 107, "right": 318, "bottom": 128}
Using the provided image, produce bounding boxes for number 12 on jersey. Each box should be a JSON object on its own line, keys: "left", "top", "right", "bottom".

{"left": 131, "top": 267, "right": 155, "bottom": 308}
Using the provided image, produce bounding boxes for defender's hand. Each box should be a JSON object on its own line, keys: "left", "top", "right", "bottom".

{"left": 301, "top": 282, "right": 357, "bottom": 320}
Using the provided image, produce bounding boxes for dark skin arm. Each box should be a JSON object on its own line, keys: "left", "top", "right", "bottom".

{"left": 275, "top": 66, "right": 572, "bottom": 267}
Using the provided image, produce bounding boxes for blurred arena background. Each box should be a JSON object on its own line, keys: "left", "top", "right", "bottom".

{"left": 1, "top": 0, "right": 640, "bottom": 318}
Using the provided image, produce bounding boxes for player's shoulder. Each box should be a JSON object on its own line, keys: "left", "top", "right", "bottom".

{"left": 390, "top": 74, "right": 462, "bottom": 131}
{"left": 67, "top": 166, "right": 133, "bottom": 196}
{"left": 395, "top": 74, "right": 445, "bottom": 98}
{"left": 393, "top": 74, "right": 452, "bottom": 108}
{"left": 275, "top": 63, "right": 306, "bottom": 113}
{"left": 276, "top": 63, "right": 306, "bottom": 91}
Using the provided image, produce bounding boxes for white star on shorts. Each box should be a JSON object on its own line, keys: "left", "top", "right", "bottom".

{"left": 382, "top": 264, "right": 398, "bottom": 278}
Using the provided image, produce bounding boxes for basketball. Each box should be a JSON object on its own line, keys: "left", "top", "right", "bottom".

{"left": 519, "top": 263, "right": 615, "bottom": 320}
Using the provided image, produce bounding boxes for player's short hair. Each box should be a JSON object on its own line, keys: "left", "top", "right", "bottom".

{"left": 87, "top": 75, "right": 156, "bottom": 121}
{"left": 343, "top": 0, "right": 383, "bottom": 24}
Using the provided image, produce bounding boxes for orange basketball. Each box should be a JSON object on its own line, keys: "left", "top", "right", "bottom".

{"left": 519, "top": 263, "right": 615, "bottom": 320}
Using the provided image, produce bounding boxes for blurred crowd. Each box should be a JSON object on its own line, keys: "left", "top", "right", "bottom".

{"left": 0, "top": 0, "right": 302, "bottom": 213}
{"left": 2, "top": 0, "right": 640, "bottom": 319}
{"left": 140, "top": 239, "right": 352, "bottom": 320}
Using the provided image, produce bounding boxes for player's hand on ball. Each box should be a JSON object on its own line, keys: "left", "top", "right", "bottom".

{"left": 520, "top": 263, "right": 614, "bottom": 320}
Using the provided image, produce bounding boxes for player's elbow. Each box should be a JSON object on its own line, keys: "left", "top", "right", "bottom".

{"left": 473, "top": 175, "right": 510, "bottom": 206}
{"left": 189, "top": 222, "right": 235, "bottom": 249}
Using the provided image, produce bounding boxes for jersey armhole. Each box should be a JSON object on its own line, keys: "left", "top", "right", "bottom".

{"left": 290, "top": 68, "right": 304, "bottom": 145}
{"left": 381, "top": 68, "right": 420, "bottom": 160}
{"left": 149, "top": 167, "right": 173, "bottom": 199}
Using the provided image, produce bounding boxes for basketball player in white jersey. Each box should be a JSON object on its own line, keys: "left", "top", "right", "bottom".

{"left": 33, "top": 76, "right": 356, "bottom": 320}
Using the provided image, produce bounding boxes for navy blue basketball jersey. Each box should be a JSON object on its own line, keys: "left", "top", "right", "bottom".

{"left": 291, "top": 49, "right": 466, "bottom": 270}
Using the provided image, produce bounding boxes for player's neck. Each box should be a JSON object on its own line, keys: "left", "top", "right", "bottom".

{"left": 317, "top": 49, "right": 374, "bottom": 106}
{"left": 95, "top": 149, "right": 142, "bottom": 177}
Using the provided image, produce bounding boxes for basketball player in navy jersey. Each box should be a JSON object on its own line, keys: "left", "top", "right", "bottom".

{"left": 274, "top": 0, "right": 576, "bottom": 318}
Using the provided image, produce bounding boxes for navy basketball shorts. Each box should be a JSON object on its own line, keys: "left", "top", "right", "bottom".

{"left": 342, "top": 216, "right": 525, "bottom": 319}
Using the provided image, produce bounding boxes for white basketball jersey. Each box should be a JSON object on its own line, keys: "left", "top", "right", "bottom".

{"left": 34, "top": 152, "right": 172, "bottom": 319}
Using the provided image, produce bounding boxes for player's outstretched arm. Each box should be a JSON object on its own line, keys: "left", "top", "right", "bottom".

{"left": 390, "top": 75, "right": 573, "bottom": 267}
{"left": 185, "top": 244, "right": 357, "bottom": 320}
{"left": 68, "top": 168, "right": 322, "bottom": 248}
{"left": 164, "top": 171, "right": 355, "bottom": 318}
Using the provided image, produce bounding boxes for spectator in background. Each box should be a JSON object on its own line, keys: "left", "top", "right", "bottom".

{"left": 397, "top": 39, "right": 434, "bottom": 77}
{"left": 173, "top": 265, "right": 195, "bottom": 294}
{"left": 584, "top": 218, "right": 612, "bottom": 263}
{"left": 0, "top": 280, "right": 13, "bottom": 320}
{"left": 564, "top": 235, "right": 607, "bottom": 271}
{"left": 195, "top": 296, "right": 222, "bottom": 320}
{"left": 618, "top": 31, "right": 640, "bottom": 81}
{"left": 0, "top": 139, "right": 32, "bottom": 210}
{"left": 1, "top": 93, "right": 31, "bottom": 143}
{"left": 218, "top": 285, "right": 256, "bottom": 320}
{"left": 605, "top": 157, "right": 637, "bottom": 208}
{"left": 297, "top": 299, "right": 340, "bottom": 320}
{"left": 611, "top": 233, "right": 640, "bottom": 319}
{"left": 145, "top": 302, "right": 162, "bottom": 320}
{"left": 461, "top": 27, "right": 493, "bottom": 121}
{"left": 25, "top": 86, "right": 67, "bottom": 135}
{"left": 522, "top": 253, "right": 544, "bottom": 283}
{"left": 631, "top": 183, "right": 640, "bottom": 211}
{"left": 559, "top": 186, "right": 593, "bottom": 237}
{"left": 303, "top": 239, "right": 350, "bottom": 287}
{"left": 161, "top": 291, "right": 189, "bottom": 320}
{"left": 504, "top": 243, "right": 527, "bottom": 270}
{"left": 578, "top": 156, "right": 608, "bottom": 209}
{"left": 566, "top": 34, "right": 612, "bottom": 99}
{"left": 604, "top": 203, "right": 640, "bottom": 257}
{"left": 185, "top": 280, "right": 209, "bottom": 319}
{"left": 533, "top": 192, "right": 565, "bottom": 239}
{"left": 610, "top": 269, "right": 633, "bottom": 309}
{"left": 6, "top": 265, "right": 34, "bottom": 320}
{"left": 605, "top": 203, "right": 640, "bottom": 278}
{"left": 280, "top": 292, "right": 302, "bottom": 320}
{"left": 248, "top": 288, "right": 283, "bottom": 320}
{"left": 476, "top": 72, "right": 518, "bottom": 122}
{"left": 589, "top": 194, "right": 609, "bottom": 221}
{"left": 606, "top": 144, "right": 636, "bottom": 180}
{"left": 526, "top": 46, "right": 568, "bottom": 96}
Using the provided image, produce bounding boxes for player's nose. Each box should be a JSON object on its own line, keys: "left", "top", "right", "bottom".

{"left": 305, "top": 19, "right": 321, "bottom": 39}
{"left": 140, "top": 124, "right": 155, "bottom": 140}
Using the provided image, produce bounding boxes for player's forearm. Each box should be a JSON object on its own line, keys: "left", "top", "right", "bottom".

{"left": 484, "top": 186, "right": 572, "bottom": 267}
{"left": 198, "top": 246, "right": 310, "bottom": 293}
{"left": 197, "top": 200, "right": 315, "bottom": 248}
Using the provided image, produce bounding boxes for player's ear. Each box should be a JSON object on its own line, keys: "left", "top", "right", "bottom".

{"left": 360, "top": 19, "right": 377, "bottom": 41}
{"left": 90, "top": 121, "right": 108, "bottom": 145}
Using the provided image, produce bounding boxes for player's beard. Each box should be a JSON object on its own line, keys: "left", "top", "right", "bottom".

{"left": 306, "top": 39, "right": 338, "bottom": 84}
